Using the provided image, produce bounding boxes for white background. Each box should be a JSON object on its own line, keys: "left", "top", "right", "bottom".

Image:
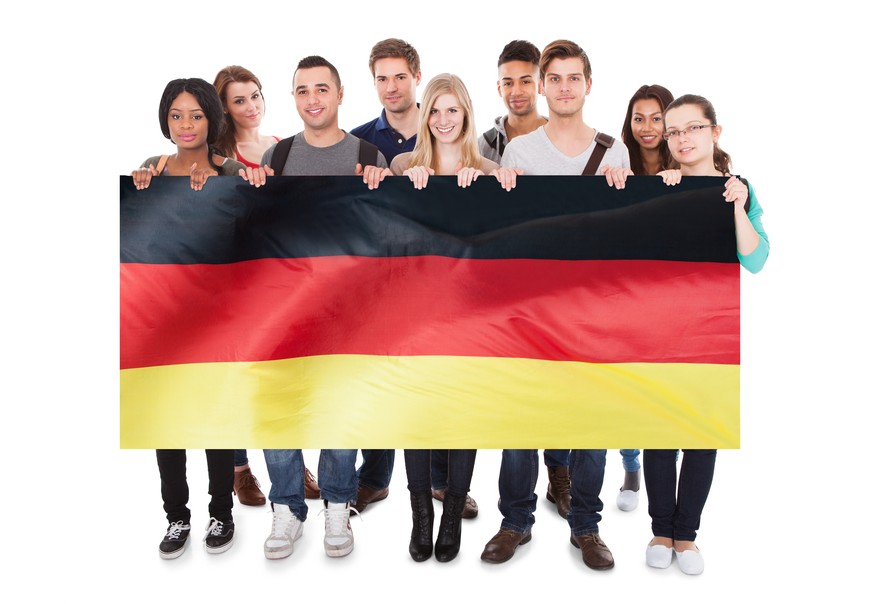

{"left": 2, "top": 0, "right": 870, "bottom": 601}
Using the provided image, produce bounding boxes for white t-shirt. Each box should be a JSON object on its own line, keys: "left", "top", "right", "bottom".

{"left": 500, "top": 126, "right": 629, "bottom": 175}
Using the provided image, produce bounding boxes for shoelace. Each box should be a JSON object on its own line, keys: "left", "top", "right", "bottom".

{"left": 203, "top": 517, "right": 226, "bottom": 540}
{"left": 166, "top": 520, "right": 187, "bottom": 540}
{"left": 319, "top": 504, "right": 361, "bottom": 535}
{"left": 552, "top": 472, "right": 571, "bottom": 493}
{"left": 270, "top": 511, "right": 296, "bottom": 537}
{"left": 238, "top": 472, "right": 261, "bottom": 490}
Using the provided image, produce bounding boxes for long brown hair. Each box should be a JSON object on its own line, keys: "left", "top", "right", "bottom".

{"left": 213, "top": 66, "right": 264, "bottom": 158}
{"left": 664, "top": 94, "right": 732, "bottom": 175}
{"left": 621, "top": 84, "right": 675, "bottom": 175}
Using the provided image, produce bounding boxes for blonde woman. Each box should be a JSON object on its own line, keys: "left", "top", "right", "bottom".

{"left": 390, "top": 73, "right": 499, "bottom": 190}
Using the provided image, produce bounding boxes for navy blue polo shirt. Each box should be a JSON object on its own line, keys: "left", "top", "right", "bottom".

{"left": 350, "top": 108, "right": 418, "bottom": 166}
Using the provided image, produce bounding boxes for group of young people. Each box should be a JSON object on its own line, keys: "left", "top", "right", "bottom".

{"left": 130, "top": 37, "right": 769, "bottom": 575}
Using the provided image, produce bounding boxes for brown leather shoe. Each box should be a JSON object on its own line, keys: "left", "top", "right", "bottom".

{"left": 481, "top": 528, "right": 532, "bottom": 563}
{"left": 233, "top": 468, "right": 266, "bottom": 506}
{"left": 304, "top": 467, "right": 320, "bottom": 500}
{"left": 571, "top": 533, "right": 615, "bottom": 570}
{"left": 431, "top": 488, "right": 478, "bottom": 519}
{"left": 546, "top": 465, "right": 571, "bottom": 519}
{"left": 355, "top": 484, "right": 389, "bottom": 513}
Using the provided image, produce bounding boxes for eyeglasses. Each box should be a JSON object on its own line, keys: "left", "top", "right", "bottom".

{"left": 663, "top": 124, "right": 716, "bottom": 141}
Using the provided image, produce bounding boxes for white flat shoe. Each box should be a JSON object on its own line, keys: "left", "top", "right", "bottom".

{"left": 616, "top": 488, "right": 639, "bottom": 512}
{"left": 645, "top": 544, "right": 673, "bottom": 569}
{"left": 676, "top": 548, "right": 704, "bottom": 575}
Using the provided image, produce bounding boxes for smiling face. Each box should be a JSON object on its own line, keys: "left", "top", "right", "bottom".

{"left": 294, "top": 66, "right": 343, "bottom": 131}
{"left": 540, "top": 57, "right": 590, "bottom": 118}
{"left": 664, "top": 103, "right": 722, "bottom": 174}
{"left": 427, "top": 93, "right": 464, "bottom": 145}
{"left": 168, "top": 92, "right": 208, "bottom": 150}
{"left": 631, "top": 98, "right": 664, "bottom": 151}
{"left": 374, "top": 57, "right": 420, "bottom": 115}
{"left": 498, "top": 60, "right": 539, "bottom": 117}
{"left": 225, "top": 81, "right": 264, "bottom": 130}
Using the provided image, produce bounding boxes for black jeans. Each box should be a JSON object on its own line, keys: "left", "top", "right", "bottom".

{"left": 643, "top": 449, "right": 716, "bottom": 542}
{"left": 405, "top": 450, "right": 476, "bottom": 497}
{"left": 156, "top": 449, "right": 234, "bottom": 523}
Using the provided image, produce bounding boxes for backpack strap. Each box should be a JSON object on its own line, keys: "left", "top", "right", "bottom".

{"left": 581, "top": 132, "right": 615, "bottom": 176}
{"left": 358, "top": 139, "right": 379, "bottom": 168}
{"left": 482, "top": 127, "right": 507, "bottom": 157}
{"left": 270, "top": 135, "right": 295, "bottom": 172}
{"left": 154, "top": 155, "right": 169, "bottom": 174}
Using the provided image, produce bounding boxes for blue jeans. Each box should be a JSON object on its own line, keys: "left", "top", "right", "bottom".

{"left": 568, "top": 449, "right": 607, "bottom": 537}
{"left": 264, "top": 449, "right": 357, "bottom": 518}
{"left": 544, "top": 449, "right": 570, "bottom": 467}
{"left": 497, "top": 450, "right": 540, "bottom": 533}
{"left": 620, "top": 449, "right": 641, "bottom": 472}
{"left": 319, "top": 449, "right": 359, "bottom": 503}
{"left": 263, "top": 449, "right": 308, "bottom": 521}
{"left": 357, "top": 449, "right": 394, "bottom": 490}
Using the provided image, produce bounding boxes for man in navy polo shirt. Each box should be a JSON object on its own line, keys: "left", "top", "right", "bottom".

{"left": 350, "top": 38, "right": 421, "bottom": 166}
{"left": 348, "top": 37, "right": 423, "bottom": 514}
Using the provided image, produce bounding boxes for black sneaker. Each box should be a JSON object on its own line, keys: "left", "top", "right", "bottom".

{"left": 159, "top": 520, "right": 191, "bottom": 559}
{"left": 203, "top": 517, "right": 235, "bottom": 554}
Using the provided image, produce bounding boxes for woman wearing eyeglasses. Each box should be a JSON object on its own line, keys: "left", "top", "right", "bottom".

{"left": 644, "top": 94, "right": 769, "bottom": 575}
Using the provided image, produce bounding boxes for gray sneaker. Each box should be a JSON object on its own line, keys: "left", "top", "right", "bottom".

{"left": 321, "top": 501, "right": 358, "bottom": 557}
{"left": 264, "top": 503, "right": 304, "bottom": 560}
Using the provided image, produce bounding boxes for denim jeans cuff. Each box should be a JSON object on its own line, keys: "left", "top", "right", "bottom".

{"left": 501, "top": 520, "right": 533, "bottom": 535}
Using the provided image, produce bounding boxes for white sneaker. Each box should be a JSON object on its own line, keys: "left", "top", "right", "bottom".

{"left": 676, "top": 547, "right": 705, "bottom": 575}
{"left": 616, "top": 488, "right": 639, "bottom": 512}
{"left": 321, "top": 501, "right": 359, "bottom": 557}
{"left": 264, "top": 503, "right": 304, "bottom": 560}
{"left": 645, "top": 543, "right": 673, "bottom": 569}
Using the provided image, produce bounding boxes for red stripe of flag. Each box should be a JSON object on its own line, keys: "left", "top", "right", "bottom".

{"left": 120, "top": 255, "right": 738, "bottom": 369}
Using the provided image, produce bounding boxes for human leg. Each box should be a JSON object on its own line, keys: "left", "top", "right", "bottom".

{"left": 481, "top": 449, "right": 537, "bottom": 564}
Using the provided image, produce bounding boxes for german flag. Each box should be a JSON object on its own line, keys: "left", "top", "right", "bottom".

{"left": 120, "top": 175, "right": 739, "bottom": 449}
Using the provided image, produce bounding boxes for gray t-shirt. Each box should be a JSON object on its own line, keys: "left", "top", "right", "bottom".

{"left": 500, "top": 126, "right": 629, "bottom": 174}
{"left": 261, "top": 131, "right": 388, "bottom": 175}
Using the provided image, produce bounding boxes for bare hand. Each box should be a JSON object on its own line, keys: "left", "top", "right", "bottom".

{"left": 239, "top": 165, "right": 274, "bottom": 187}
{"left": 355, "top": 163, "right": 392, "bottom": 190}
{"left": 601, "top": 164, "right": 633, "bottom": 189}
{"left": 723, "top": 175, "right": 748, "bottom": 207}
{"left": 189, "top": 162, "right": 218, "bottom": 191}
{"left": 657, "top": 169, "right": 682, "bottom": 186}
{"left": 402, "top": 165, "right": 435, "bottom": 190}
{"left": 456, "top": 165, "right": 484, "bottom": 188}
{"left": 131, "top": 164, "right": 158, "bottom": 190}
{"left": 490, "top": 166, "right": 524, "bottom": 192}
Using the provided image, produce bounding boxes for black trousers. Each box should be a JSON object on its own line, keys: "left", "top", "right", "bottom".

{"left": 404, "top": 450, "right": 476, "bottom": 497}
{"left": 643, "top": 449, "right": 716, "bottom": 542}
{"left": 156, "top": 449, "right": 234, "bottom": 523}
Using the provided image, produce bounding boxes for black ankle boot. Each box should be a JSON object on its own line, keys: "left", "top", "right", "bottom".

{"left": 434, "top": 492, "right": 465, "bottom": 562}
{"left": 409, "top": 491, "right": 434, "bottom": 562}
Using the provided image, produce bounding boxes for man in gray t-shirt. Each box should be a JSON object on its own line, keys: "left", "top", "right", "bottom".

{"left": 257, "top": 56, "right": 390, "bottom": 565}
{"left": 259, "top": 55, "right": 388, "bottom": 182}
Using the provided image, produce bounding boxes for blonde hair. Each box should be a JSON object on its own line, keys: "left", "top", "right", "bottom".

{"left": 408, "top": 73, "right": 484, "bottom": 172}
